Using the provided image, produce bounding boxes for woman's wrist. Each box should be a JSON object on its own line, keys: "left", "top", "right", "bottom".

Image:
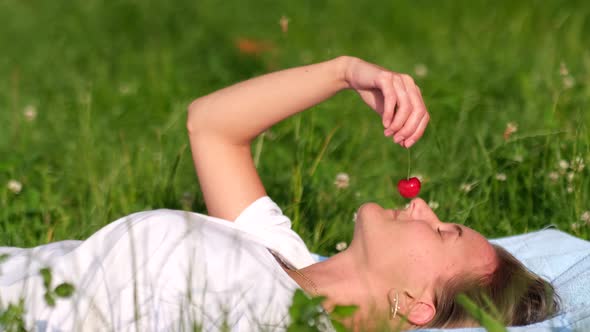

{"left": 333, "top": 55, "right": 356, "bottom": 90}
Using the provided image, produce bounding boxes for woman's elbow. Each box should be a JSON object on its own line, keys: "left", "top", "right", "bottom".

{"left": 186, "top": 100, "right": 203, "bottom": 135}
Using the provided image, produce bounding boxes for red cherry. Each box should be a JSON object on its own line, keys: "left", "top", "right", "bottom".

{"left": 397, "top": 177, "right": 421, "bottom": 198}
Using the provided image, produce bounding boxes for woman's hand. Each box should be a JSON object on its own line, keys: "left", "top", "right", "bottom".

{"left": 344, "top": 57, "right": 429, "bottom": 148}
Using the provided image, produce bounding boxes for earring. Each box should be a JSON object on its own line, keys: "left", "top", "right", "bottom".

{"left": 388, "top": 290, "right": 401, "bottom": 319}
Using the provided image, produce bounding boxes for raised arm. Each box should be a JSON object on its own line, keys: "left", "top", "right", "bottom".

{"left": 187, "top": 56, "right": 428, "bottom": 220}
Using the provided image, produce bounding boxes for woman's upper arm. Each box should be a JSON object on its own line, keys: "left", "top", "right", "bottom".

{"left": 188, "top": 131, "right": 266, "bottom": 221}
{"left": 185, "top": 58, "right": 350, "bottom": 220}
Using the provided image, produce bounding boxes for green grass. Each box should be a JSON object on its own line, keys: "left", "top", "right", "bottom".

{"left": 0, "top": 0, "right": 589, "bottom": 257}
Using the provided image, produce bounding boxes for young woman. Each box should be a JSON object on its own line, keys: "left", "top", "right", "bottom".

{"left": 0, "top": 56, "right": 558, "bottom": 331}
{"left": 185, "top": 55, "right": 560, "bottom": 329}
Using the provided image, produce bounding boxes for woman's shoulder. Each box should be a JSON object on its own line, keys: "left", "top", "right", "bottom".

{"left": 95, "top": 198, "right": 316, "bottom": 268}
{"left": 231, "top": 196, "right": 317, "bottom": 269}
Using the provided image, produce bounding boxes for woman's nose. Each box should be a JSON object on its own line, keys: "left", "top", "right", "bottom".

{"left": 408, "top": 198, "right": 429, "bottom": 211}
{"left": 408, "top": 198, "right": 439, "bottom": 222}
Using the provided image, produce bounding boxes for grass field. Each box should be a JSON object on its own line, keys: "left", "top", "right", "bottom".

{"left": 1, "top": 0, "right": 589, "bottom": 256}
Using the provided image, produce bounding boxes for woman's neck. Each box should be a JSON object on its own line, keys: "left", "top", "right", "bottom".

{"left": 275, "top": 249, "right": 397, "bottom": 330}
{"left": 302, "top": 251, "right": 370, "bottom": 306}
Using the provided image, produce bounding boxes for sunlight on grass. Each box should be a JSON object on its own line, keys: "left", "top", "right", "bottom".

{"left": 0, "top": 0, "right": 588, "bottom": 330}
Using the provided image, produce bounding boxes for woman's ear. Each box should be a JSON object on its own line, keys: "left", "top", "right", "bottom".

{"left": 392, "top": 289, "right": 436, "bottom": 326}
{"left": 405, "top": 300, "right": 435, "bottom": 325}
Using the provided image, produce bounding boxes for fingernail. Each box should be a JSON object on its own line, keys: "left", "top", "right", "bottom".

{"left": 394, "top": 135, "right": 404, "bottom": 143}
{"left": 405, "top": 139, "right": 415, "bottom": 147}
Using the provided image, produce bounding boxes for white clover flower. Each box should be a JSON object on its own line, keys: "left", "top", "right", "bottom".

{"left": 566, "top": 172, "right": 575, "bottom": 182}
{"left": 559, "top": 160, "right": 569, "bottom": 173}
{"left": 23, "top": 105, "right": 37, "bottom": 121}
{"left": 411, "top": 173, "right": 425, "bottom": 183}
{"left": 514, "top": 155, "right": 523, "bottom": 163}
{"left": 7, "top": 180, "right": 22, "bottom": 194}
{"left": 559, "top": 62, "right": 569, "bottom": 76}
{"left": 414, "top": 64, "right": 428, "bottom": 78}
{"left": 566, "top": 186, "right": 574, "bottom": 193}
{"left": 571, "top": 156, "right": 585, "bottom": 172}
{"left": 334, "top": 172, "right": 350, "bottom": 189}
{"left": 404, "top": 203, "right": 411, "bottom": 209}
{"left": 352, "top": 212, "right": 358, "bottom": 223}
{"left": 428, "top": 200, "right": 439, "bottom": 210}
{"left": 571, "top": 222, "right": 580, "bottom": 231}
{"left": 503, "top": 122, "right": 518, "bottom": 140}
{"left": 507, "top": 122, "right": 518, "bottom": 132}
{"left": 460, "top": 182, "right": 474, "bottom": 193}
{"left": 495, "top": 173, "right": 507, "bottom": 181}
{"left": 581, "top": 211, "right": 590, "bottom": 224}
{"left": 563, "top": 76, "right": 575, "bottom": 89}
{"left": 548, "top": 171, "right": 559, "bottom": 182}
{"left": 335, "top": 241, "right": 348, "bottom": 251}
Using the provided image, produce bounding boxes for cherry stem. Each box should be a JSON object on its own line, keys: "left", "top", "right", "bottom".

{"left": 407, "top": 148, "right": 411, "bottom": 180}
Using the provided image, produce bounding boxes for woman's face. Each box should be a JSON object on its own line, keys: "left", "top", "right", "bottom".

{"left": 351, "top": 198, "right": 497, "bottom": 293}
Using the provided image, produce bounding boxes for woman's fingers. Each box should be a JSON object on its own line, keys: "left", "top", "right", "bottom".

{"left": 387, "top": 74, "right": 429, "bottom": 147}
{"left": 394, "top": 77, "right": 426, "bottom": 137}
{"left": 403, "top": 113, "right": 429, "bottom": 148}
{"left": 376, "top": 72, "right": 398, "bottom": 129}
{"left": 389, "top": 76, "right": 412, "bottom": 143}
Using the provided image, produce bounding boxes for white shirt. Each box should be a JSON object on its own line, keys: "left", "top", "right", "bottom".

{"left": 0, "top": 196, "right": 317, "bottom": 331}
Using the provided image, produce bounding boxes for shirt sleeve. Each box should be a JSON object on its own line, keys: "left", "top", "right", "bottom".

{"left": 234, "top": 196, "right": 292, "bottom": 229}
{"left": 233, "top": 196, "right": 315, "bottom": 269}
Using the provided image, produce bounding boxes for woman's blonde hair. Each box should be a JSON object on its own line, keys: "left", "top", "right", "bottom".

{"left": 425, "top": 244, "right": 560, "bottom": 328}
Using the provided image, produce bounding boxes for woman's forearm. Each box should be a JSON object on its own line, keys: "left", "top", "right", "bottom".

{"left": 187, "top": 56, "right": 352, "bottom": 144}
